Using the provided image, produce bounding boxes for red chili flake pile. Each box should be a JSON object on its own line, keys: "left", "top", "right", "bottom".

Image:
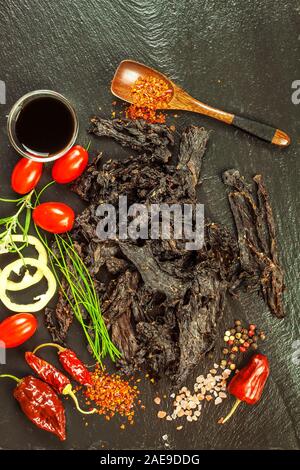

{"left": 82, "top": 365, "right": 141, "bottom": 423}
{"left": 126, "top": 75, "right": 173, "bottom": 123}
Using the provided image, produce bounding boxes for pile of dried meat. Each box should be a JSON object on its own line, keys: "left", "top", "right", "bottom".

{"left": 48, "top": 118, "right": 285, "bottom": 385}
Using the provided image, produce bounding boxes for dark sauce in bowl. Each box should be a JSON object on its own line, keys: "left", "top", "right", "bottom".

{"left": 15, "top": 96, "right": 74, "bottom": 156}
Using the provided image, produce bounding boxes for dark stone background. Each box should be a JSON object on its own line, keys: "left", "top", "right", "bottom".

{"left": 0, "top": 0, "right": 299, "bottom": 450}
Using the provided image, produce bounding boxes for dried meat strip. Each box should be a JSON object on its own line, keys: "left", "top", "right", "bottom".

{"left": 223, "top": 169, "right": 285, "bottom": 318}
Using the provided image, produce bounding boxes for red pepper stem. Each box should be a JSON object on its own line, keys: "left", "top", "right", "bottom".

{"left": 62, "top": 384, "right": 96, "bottom": 415}
{"left": 0, "top": 374, "right": 21, "bottom": 384}
{"left": 221, "top": 398, "right": 242, "bottom": 424}
{"left": 33, "top": 343, "right": 65, "bottom": 354}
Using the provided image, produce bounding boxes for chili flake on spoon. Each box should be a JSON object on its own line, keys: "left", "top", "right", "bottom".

{"left": 126, "top": 75, "right": 173, "bottom": 123}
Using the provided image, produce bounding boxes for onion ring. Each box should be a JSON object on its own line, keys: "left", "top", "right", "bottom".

{"left": 0, "top": 258, "right": 56, "bottom": 312}
{"left": 0, "top": 235, "right": 47, "bottom": 291}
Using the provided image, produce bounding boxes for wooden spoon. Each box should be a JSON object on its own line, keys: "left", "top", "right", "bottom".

{"left": 111, "top": 60, "right": 290, "bottom": 147}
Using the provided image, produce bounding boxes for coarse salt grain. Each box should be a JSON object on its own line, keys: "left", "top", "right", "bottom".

{"left": 165, "top": 361, "right": 230, "bottom": 425}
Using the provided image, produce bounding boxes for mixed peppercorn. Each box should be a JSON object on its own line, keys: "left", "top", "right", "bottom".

{"left": 220, "top": 320, "right": 266, "bottom": 371}
{"left": 126, "top": 75, "right": 172, "bottom": 123}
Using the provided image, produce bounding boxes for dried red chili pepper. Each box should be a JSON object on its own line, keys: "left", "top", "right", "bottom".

{"left": 33, "top": 342, "right": 92, "bottom": 386}
{"left": 220, "top": 353, "right": 270, "bottom": 424}
{"left": 25, "top": 352, "right": 95, "bottom": 415}
{"left": 0, "top": 374, "right": 66, "bottom": 440}
{"left": 58, "top": 348, "right": 93, "bottom": 386}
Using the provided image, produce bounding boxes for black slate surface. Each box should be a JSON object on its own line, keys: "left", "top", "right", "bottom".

{"left": 0, "top": 0, "right": 299, "bottom": 450}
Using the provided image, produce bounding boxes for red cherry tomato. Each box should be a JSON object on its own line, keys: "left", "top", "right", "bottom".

{"left": 0, "top": 313, "right": 37, "bottom": 348}
{"left": 33, "top": 202, "right": 75, "bottom": 234}
{"left": 52, "top": 145, "right": 88, "bottom": 184}
{"left": 11, "top": 158, "right": 43, "bottom": 195}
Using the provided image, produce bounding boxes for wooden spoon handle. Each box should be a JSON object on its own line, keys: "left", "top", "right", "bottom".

{"left": 172, "top": 91, "right": 290, "bottom": 147}
{"left": 232, "top": 115, "right": 290, "bottom": 147}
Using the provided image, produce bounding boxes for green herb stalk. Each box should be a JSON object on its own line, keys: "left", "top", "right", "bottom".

{"left": 35, "top": 225, "right": 120, "bottom": 365}
{"left": 0, "top": 191, "right": 33, "bottom": 259}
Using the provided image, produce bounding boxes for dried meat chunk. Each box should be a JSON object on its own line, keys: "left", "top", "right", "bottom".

{"left": 118, "top": 242, "right": 187, "bottom": 300}
{"left": 44, "top": 281, "right": 73, "bottom": 345}
{"left": 136, "top": 313, "right": 179, "bottom": 380}
{"left": 177, "top": 125, "right": 209, "bottom": 188}
{"left": 176, "top": 270, "right": 227, "bottom": 383}
{"left": 89, "top": 117, "right": 174, "bottom": 162}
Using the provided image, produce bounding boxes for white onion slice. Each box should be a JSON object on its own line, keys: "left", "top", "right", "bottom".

{"left": 0, "top": 258, "right": 56, "bottom": 312}
{"left": 0, "top": 235, "right": 47, "bottom": 291}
